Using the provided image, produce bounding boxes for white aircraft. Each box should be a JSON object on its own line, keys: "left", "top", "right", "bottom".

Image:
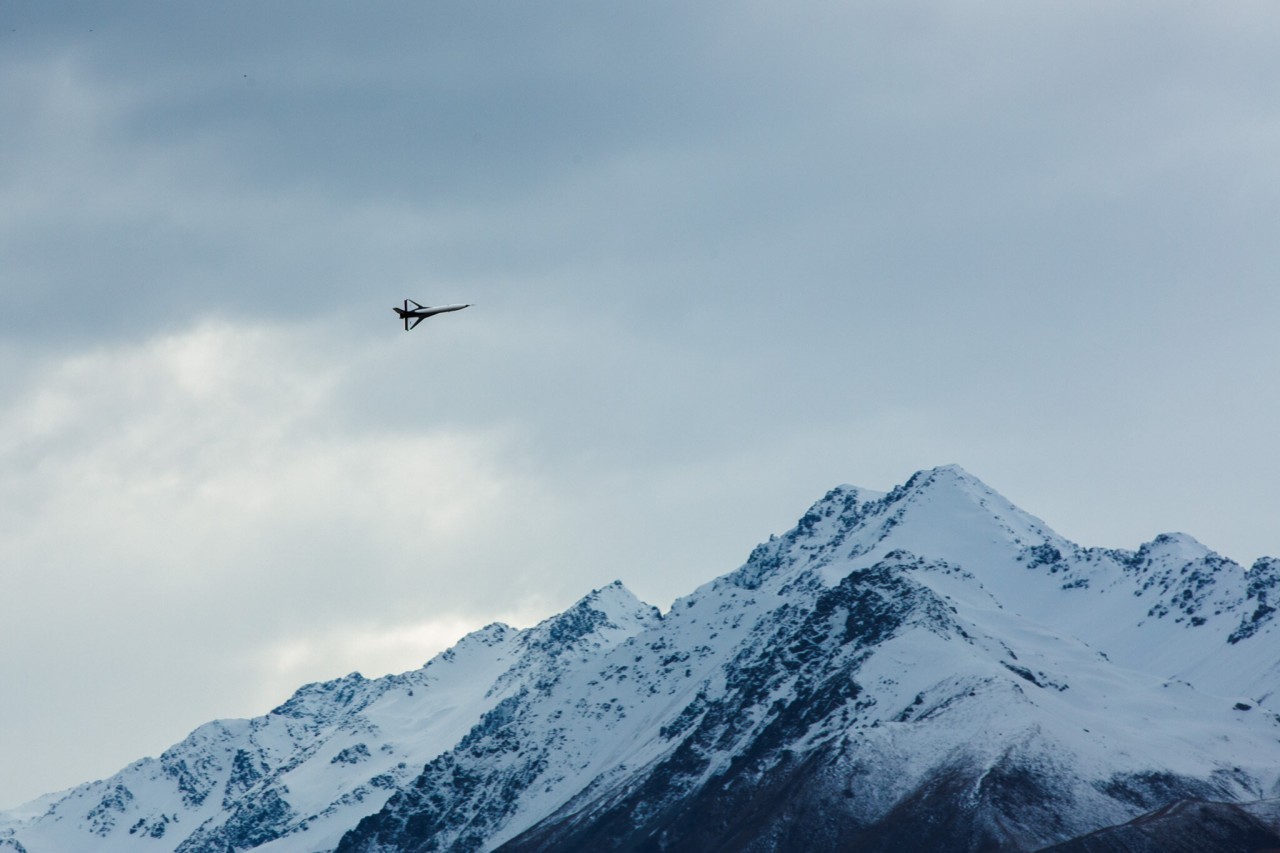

{"left": 393, "top": 299, "right": 471, "bottom": 331}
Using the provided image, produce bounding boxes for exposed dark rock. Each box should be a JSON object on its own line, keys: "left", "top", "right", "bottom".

{"left": 1038, "top": 798, "right": 1280, "bottom": 853}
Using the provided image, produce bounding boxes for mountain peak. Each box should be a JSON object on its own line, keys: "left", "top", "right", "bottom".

{"left": 270, "top": 670, "right": 372, "bottom": 720}
{"left": 483, "top": 582, "right": 661, "bottom": 697}
{"left": 729, "top": 466, "right": 1065, "bottom": 593}
{"left": 873, "top": 464, "right": 1066, "bottom": 557}
{"left": 800, "top": 465, "right": 991, "bottom": 528}
{"left": 1139, "top": 531, "right": 1213, "bottom": 560}
{"left": 549, "top": 580, "right": 661, "bottom": 638}
{"left": 577, "top": 579, "right": 651, "bottom": 617}
{"left": 908, "top": 462, "right": 977, "bottom": 483}
{"left": 425, "top": 621, "right": 517, "bottom": 669}
{"left": 894, "top": 463, "right": 1003, "bottom": 504}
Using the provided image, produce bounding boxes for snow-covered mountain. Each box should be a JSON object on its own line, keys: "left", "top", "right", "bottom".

{"left": 0, "top": 584, "right": 660, "bottom": 853}
{"left": 5, "top": 465, "right": 1280, "bottom": 852}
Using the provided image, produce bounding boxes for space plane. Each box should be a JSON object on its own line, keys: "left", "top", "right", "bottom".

{"left": 393, "top": 299, "right": 470, "bottom": 331}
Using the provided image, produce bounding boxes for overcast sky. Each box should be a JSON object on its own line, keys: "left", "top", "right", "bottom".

{"left": 2, "top": 0, "right": 1279, "bottom": 808}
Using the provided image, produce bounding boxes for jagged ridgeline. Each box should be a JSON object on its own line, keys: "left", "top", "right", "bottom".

{"left": 5, "top": 465, "right": 1280, "bottom": 852}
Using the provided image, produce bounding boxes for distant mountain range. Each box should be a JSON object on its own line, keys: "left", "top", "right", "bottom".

{"left": 5, "top": 465, "right": 1280, "bottom": 852}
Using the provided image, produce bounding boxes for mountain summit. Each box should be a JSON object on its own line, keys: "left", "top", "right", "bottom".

{"left": 5, "top": 466, "right": 1280, "bottom": 852}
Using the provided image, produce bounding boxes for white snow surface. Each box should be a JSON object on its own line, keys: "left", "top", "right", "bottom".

{"left": 0, "top": 582, "right": 660, "bottom": 853}
{"left": 5, "top": 465, "right": 1280, "bottom": 852}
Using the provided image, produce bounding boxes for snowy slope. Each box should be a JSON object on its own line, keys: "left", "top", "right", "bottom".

{"left": 0, "top": 583, "right": 659, "bottom": 853}
{"left": 6, "top": 465, "right": 1280, "bottom": 853}
{"left": 339, "top": 477, "right": 1280, "bottom": 851}
{"left": 783, "top": 466, "right": 1280, "bottom": 706}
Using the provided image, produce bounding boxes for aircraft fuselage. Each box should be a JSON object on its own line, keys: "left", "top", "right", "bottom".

{"left": 394, "top": 300, "right": 470, "bottom": 330}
